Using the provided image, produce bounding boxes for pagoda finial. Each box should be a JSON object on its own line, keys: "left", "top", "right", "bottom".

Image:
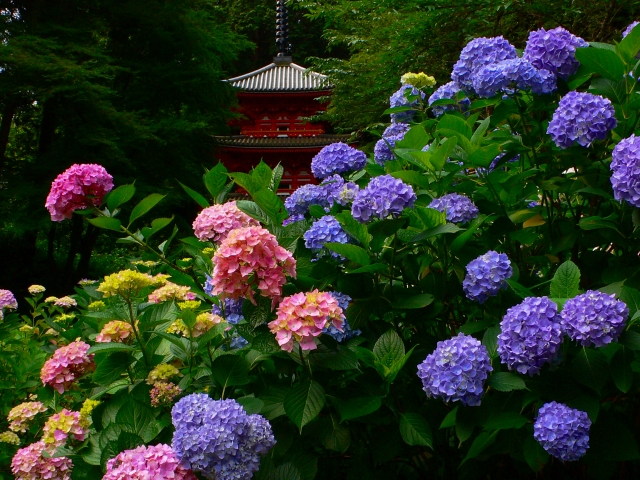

{"left": 275, "top": 0, "right": 291, "bottom": 58}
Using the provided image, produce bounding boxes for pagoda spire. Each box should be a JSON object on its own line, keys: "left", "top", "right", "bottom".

{"left": 275, "top": 0, "right": 291, "bottom": 59}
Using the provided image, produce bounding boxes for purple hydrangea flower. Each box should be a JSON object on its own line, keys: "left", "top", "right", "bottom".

{"left": 0, "top": 289, "right": 18, "bottom": 311}
{"left": 623, "top": 21, "right": 640, "bottom": 38}
{"left": 322, "top": 292, "right": 360, "bottom": 342}
{"left": 390, "top": 85, "right": 425, "bottom": 123}
{"left": 473, "top": 58, "right": 557, "bottom": 98}
{"left": 451, "top": 36, "right": 518, "bottom": 93}
{"left": 172, "top": 394, "right": 276, "bottom": 480}
{"left": 374, "top": 123, "right": 411, "bottom": 165}
{"left": 523, "top": 27, "right": 589, "bottom": 80}
{"left": 528, "top": 201, "right": 539, "bottom": 208}
{"left": 229, "top": 331, "right": 249, "bottom": 349}
{"left": 476, "top": 152, "right": 521, "bottom": 176}
{"left": 534, "top": 402, "right": 591, "bottom": 461}
{"left": 497, "top": 297, "right": 563, "bottom": 375}
{"left": 428, "top": 193, "right": 479, "bottom": 224}
{"left": 212, "top": 298, "right": 245, "bottom": 325}
{"left": 351, "top": 175, "right": 416, "bottom": 223}
{"left": 561, "top": 290, "right": 629, "bottom": 347}
{"left": 284, "top": 184, "right": 329, "bottom": 222}
{"left": 417, "top": 333, "right": 493, "bottom": 406}
{"left": 311, "top": 142, "right": 367, "bottom": 180}
{"left": 303, "top": 215, "right": 350, "bottom": 259}
{"left": 428, "top": 81, "right": 470, "bottom": 117}
{"left": 547, "top": 92, "right": 617, "bottom": 148}
{"left": 610, "top": 134, "right": 640, "bottom": 207}
{"left": 463, "top": 251, "right": 513, "bottom": 303}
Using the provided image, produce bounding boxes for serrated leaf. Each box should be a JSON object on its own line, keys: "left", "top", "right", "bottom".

{"left": 321, "top": 412, "right": 351, "bottom": 452}
{"left": 611, "top": 347, "right": 633, "bottom": 393}
{"left": 236, "top": 396, "right": 265, "bottom": 414}
{"left": 484, "top": 412, "right": 527, "bottom": 430}
{"left": 436, "top": 114, "right": 472, "bottom": 138}
{"left": 211, "top": 355, "right": 250, "bottom": 390}
{"left": 88, "top": 217, "right": 122, "bottom": 232}
{"left": 414, "top": 207, "right": 446, "bottom": 229}
{"left": 487, "top": 372, "right": 526, "bottom": 392}
{"left": 394, "top": 293, "right": 434, "bottom": 309}
{"left": 373, "top": 329, "right": 405, "bottom": 363}
{"left": 92, "top": 352, "right": 131, "bottom": 386}
{"left": 335, "top": 396, "right": 382, "bottom": 422}
{"left": 523, "top": 434, "right": 549, "bottom": 472}
{"left": 325, "top": 243, "right": 370, "bottom": 266}
{"left": 269, "top": 463, "right": 301, "bottom": 480}
{"left": 106, "top": 184, "right": 136, "bottom": 211}
{"left": 430, "top": 136, "right": 458, "bottom": 171}
{"left": 410, "top": 223, "right": 461, "bottom": 242}
{"left": 129, "top": 194, "right": 165, "bottom": 226}
{"left": 400, "top": 413, "right": 433, "bottom": 447}
{"left": 204, "top": 163, "right": 228, "bottom": 201}
{"left": 617, "top": 24, "right": 640, "bottom": 63}
{"left": 575, "top": 46, "right": 626, "bottom": 82}
{"left": 550, "top": 260, "right": 581, "bottom": 298}
{"left": 236, "top": 200, "right": 269, "bottom": 224}
{"left": 284, "top": 380, "right": 326, "bottom": 433}
{"left": 619, "top": 330, "right": 640, "bottom": 350}
{"left": 87, "top": 343, "right": 136, "bottom": 355}
{"left": 439, "top": 407, "right": 457, "bottom": 429}
{"left": 334, "top": 211, "right": 371, "bottom": 247}
{"left": 253, "top": 188, "right": 286, "bottom": 223}
{"left": 572, "top": 348, "right": 609, "bottom": 392}
{"left": 506, "top": 279, "right": 535, "bottom": 299}
{"left": 141, "top": 217, "right": 174, "bottom": 240}
{"left": 461, "top": 431, "right": 498, "bottom": 464}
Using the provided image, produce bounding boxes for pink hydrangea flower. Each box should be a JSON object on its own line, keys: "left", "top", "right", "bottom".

{"left": 0, "top": 289, "right": 18, "bottom": 311}
{"left": 148, "top": 282, "right": 196, "bottom": 303}
{"left": 212, "top": 226, "right": 296, "bottom": 305}
{"left": 96, "top": 320, "right": 134, "bottom": 343}
{"left": 150, "top": 382, "right": 182, "bottom": 407}
{"left": 268, "top": 289, "right": 344, "bottom": 352}
{"left": 8, "top": 401, "right": 47, "bottom": 433}
{"left": 192, "top": 202, "right": 259, "bottom": 242}
{"left": 40, "top": 341, "right": 95, "bottom": 394}
{"left": 54, "top": 296, "right": 77, "bottom": 308}
{"left": 45, "top": 164, "right": 114, "bottom": 221}
{"left": 42, "top": 409, "right": 88, "bottom": 453}
{"left": 12, "top": 441, "right": 73, "bottom": 480}
{"left": 103, "top": 444, "right": 196, "bottom": 480}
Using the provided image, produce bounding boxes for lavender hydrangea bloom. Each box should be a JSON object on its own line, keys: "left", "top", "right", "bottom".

{"left": 229, "top": 331, "right": 249, "bottom": 349}
{"left": 623, "top": 21, "right": 640, "bottom": 38}
{"left": 451, "top": 36, "right": 518, "bottom": 93}
{"left": 389, "top": 85, "right": 425, "bottom": 123}
{"left": 172, "top": 394, "right": 276, "bottom": 480}
{"left": 428, "top": 81, "right": 470, "bottom": 117}
{"left": 473, "top": 58, "right": 557, "bottom": 98}
{"left": 303, "top": 215, "right": 350, "bottom": 259}
{"left": 428, "top": 193, "right": 479, "bottom": 224}
{"left": 547, "top": 92, "right": 617, "bottom": 148}
{"left": 212, "top": 298, "right": 245, "bottom": 325}
{"left": 523, "top": 27, "right": 589, "bottom": 80}
{"left": 497, "top": 297, "right": 563, "bottom": 375}
{"left": 561, "top": 290, "right": 629, "bottom": 347}
{"left": 284, "top": 184, "right": 329, "bottom": 223}
{"left": 463, "top": 251, "right": 513, "bottom": 303}
{"left": 610, "top": 135, "right": 640, "bottom": 207}
{"left": 311, "top": 142, "right": 367, "bottom": 180}
{"left": 374, "top": 123, "right": 410, "bottom": 165}
{"left": 323, "top": 292, "right": 360, "bottom": 342}
{"left": 534, "top": 402, "right": 591, "bottom": 461}
{"left": 417, "top": 333, "right": 492, "bottom": 406}
{"left": 351, "top": 175, "right": 416, "bottom": 223}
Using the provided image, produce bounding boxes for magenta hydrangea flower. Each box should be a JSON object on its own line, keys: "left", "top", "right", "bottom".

{"left": 42, "top": 409, "right": 88, "bottom": 453}
{"left": 40, "top": 340, "right": 94, "bottom": 394}
{"left": 103, "top": 444, "right": 196, "bottom": 480}
{"left": 45, "top": 164, "right": 114, "bottom": 221}
{"left": 192, "top": 202, "right": 259, "bottom": 242}
{"left": 0, "top": 289, "right": 18, "bottom": 311}
{"left": 12, "top": 441, "right": 73, "bottom": 480}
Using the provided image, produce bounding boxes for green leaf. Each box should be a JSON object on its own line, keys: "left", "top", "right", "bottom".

{"left": 115, "top": 399, "right": 154, "bottom": 435}
{"left": 260, "top": 386, "right": 288, "bottom": 420}
{"left": 335, "top": 211, "right": 371, "bottom": 247}
{"left": 88, "top": 217, "right": 123, "bottom": 232}
{"left": 572, "top": 348, "right": 609, "bottom": 392}
{"left": 253, "top": 188, "right": 286, "bottom": 223}
{"left": 450, "top": 214, "right": 490, "bottom": 252}
{"left": 395, "top": 125, "right": 430, "bottom": 150}
{"left": 346, "top": 263, "right": 388, "bottom": 274}
{"left": 461, "top": 431, "right": 497, "bottom": 464}
{"left": 269, "top": 463, "right": 302, "bottom": 480}
{"left": 129, "top": 194, "right": 166, "bottom": 226}
{"left": 391, "top": 170, "right": 432, "bottom": 189}
{"left": 430, "top": 137, "right": 458, "bottom": 171}
{"left": 324, "top": 243, "right": 370, "bottom": 266}
{"left": 141, "top": 217, "right": 174, "bottom": 240}
{"left": 487, "top": 372, "right": 526, "bottom": 392}
{"left": 203, "top": 163, "right": 228, "bottom": 201}
{"left": 482, "top": 326, "right": 500, "bottom": 359}
{"left": 335, "top": 397, "right": 382, "bottom": 422}
{"left": 373, "top": 329, "right": 405, "bottom": 363}
{"left": 506, "top": 279, "right": 535, "bottom": 299}
{"left": 236, "top": 200, "right": 269, "bottom": 224}
{"left": 368, "top": 217, "right": 409, "bottom": 252}
{"left": 399, "top": 413, "right": 433, "bottom": 448}
{"left": 467, "top": 144, "right": 503, "bottom": 168}
{"left": 484, "top": 412, "right": 527, "bottom": 430}
{"left": 394, "top": 293, "right": 434, "bottom": 309}
{"left": 470, "top": 117, "right": 491, "bottom": 146}
{"left": 92, "top": 352, "right": 131, "bottom": 386}
{"left": 617, "top": 24, "right": 640, "bottom": 63}
{"left": 228, "top": 172, "right": 262, "bottom": 196}
{"left": 321, "top": 412, "right": 351, "bottom": 453}
{"left": 619, "top": 286, "right": 640, "bottom": 318}
{"left": 87, "top": 343, "right": 136, "bottom": 355}
{"left": 414, "top": 207, "right": 446, "bottom": 229}
{"left": 242, "top": 295, "right": 272, "bottom": 330}
{"left": 106, "top": 184, "right": 136, "bottom": 211}
{"left": 271, "top": 163, "right": 284, "bottom": 192}
{"left": 611, "top": 347, "right": 633, "bottom": 393}
{"left": 211, "top": 355, "right": 250, "bottom": 389}
{"left": 410, "top": 223, "right": 461, "bottom": 242}
{"left": 179, "top": 181, "right": 209, "bottom": 208}
{"left": 523, "top": 434, "right": 549, "bottom": 472}
{"left": 550, "top": 260, "right": 581, "bottom": 298}
{"left": 236, "top": 396, "right": 265, "bottom": 415}
{"left": 436, "top": 114, "right": 472, "bottom": 139}
{"left": 575, "top": 46, "right": 626, "bottom": 82}
{"left": 308, "top": 345, "right": 359, "bottom": 371}
{"left": 619, "top": 330, "right": 640, "bottom": 350}
{"left": 284, "top": 380, "right": 326, "bottom": 433}
{"left": 439, "top": 407, "right": 458, "bottom": 429}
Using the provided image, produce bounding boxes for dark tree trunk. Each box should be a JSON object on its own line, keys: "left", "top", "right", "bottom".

{"left": 0, "top": 100, "right": 18, "bottom": 177}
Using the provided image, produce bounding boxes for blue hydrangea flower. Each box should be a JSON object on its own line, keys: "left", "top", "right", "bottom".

{"left": 374, "top": 123, "right": 410, "bottom": 165}
{"left": 534, "top": 402, "right": 591, "bottom": 462}
{"left": 322, "top": 291, "right": 360, "bottom": 342}
{"left": 624, "top": 21, "right": 640, "bottom": 38}
{"left": 451, "top": 36, "right": 518, "bottom": 93}
{"left": 497, "top": 297, "right": 563, "bottom": 376}
{"left": 547, "top": 91, "right": 617, "bottom": 148}
{"left": 523, "top": 27, "right": 589, "bottom": 80}
{"left": 390, "top": 85, "right": 425, "bottom": 123}
{"left": 561, "top": 290, "right": 629, "bottom": 347}
{"left": 417, "top": 333, "right": 493, "bottom": 406}
{"left": 428, "top": 193, "right": 479, "bottom": 224}
{"left": 473, "top": 58, "right": 557, "bottom": 98}
{"left": 172, "top": 394, "right": 276, "bottom": 480}
{"left": 284, "top": 184, "right": 329, "bottom": 223}
{"left": 610, "top": 134, "right": 640, "bottom": 207}
{"left": 351, "top": 175, "right": 416, "bottom": 223}
{"left": 476, "top": 152, "right": 521, "bottom": 176}
{"left": 229, "top": 331, "right": 249, "bottom": 349}
{"left": 204, "top": 274, "right": 214, "bottom": 296}
{"left": 303, "top": 215, "right": 350, "bottom": 259}
{"left": 212, "top": 298, "right": 245, "bottom": 325}
{"left": 428, "top": 81, "right": 470, "bottom": 117}
{"left": 528, "top": 201, "right": 539, "bottom": 208}
{"left": 463, "top": 251, "right": 513, "bottom": 303}
{"left": 311, "top": 142, "right": 367, "bottom": 180}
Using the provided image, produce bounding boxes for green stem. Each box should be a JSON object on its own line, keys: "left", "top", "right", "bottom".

{"left": 127, "top": 299, "right": 150, "bottom": 367}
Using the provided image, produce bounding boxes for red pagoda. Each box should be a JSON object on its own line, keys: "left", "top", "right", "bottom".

{"left": 214, "top": 0, "right": 350, "bottom": 194}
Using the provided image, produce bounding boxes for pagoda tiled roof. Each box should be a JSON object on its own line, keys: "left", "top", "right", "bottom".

{"left": 226, "top": 60, "right": 331, "bottom": 92}
{"left": 214, "top": 134, "right": 351, "bottom": 149}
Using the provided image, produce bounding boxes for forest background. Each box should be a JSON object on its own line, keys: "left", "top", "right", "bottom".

{"left": 1, "top": 0, "right": 639, "bottom": 297}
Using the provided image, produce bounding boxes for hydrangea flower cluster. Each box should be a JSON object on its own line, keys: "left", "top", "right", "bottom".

{"left": 45, "top": 164, "right": 114, "bottom": 221}
{"left": 96, "top": 320, "right": 134, "bottom": 343}
{"left": 40, "top": 340, "right": 94, "bottom": 393}
{"left": 12, "top": 441, "right": 73, "bottom": 480}
{"left": 523, "top": 27, "right": 589, "bottom": 80}
{"left": 79, "top": 399, "right": 100, "bottom": 422}
{"left": 533, "top": 402, "right": 591, "bottom": 461}
{"left": 229, "top": 331, "right": 249, "bottom": 350}
{"left": 610, "top": 134, "right": 640, "bottom": 207}
{"left": 428, "top": 193, "right": 479, "bottom": 224}
{"left": 326, "top": 178, "right": 360, "bottom": 207}
{"left": 323, "top": 291, "right": 360, "bottom": 342}
{"left": 172, "top": 395, "right": 276, "bottom": 480}
{"left": 54, "top": 296, "right": 77, "bottom": 308}
{"left": 561, "top": 290, "right": 629, "bottom": 347}
{"left": 42, "top": 409, "right": 87, "bottom": 453}
{"left": 310, "top": 142, "right": 367, "bottom": 179}
{"left": 451, "top": 36, "right": 518, "bottom": 93}
{"left": 428, "top": 81, "right": 470, "bottom": 117}
{"left": 212, "top": 298, "right": 245, "bottom": 325}
{"left": 192, "top": 202, "right": 258, "bottom": 243}
{"left": 462, "top": 251, "right": 513, "bottom": 303}
{"left": 167, "top": 313, "right": 224, "bottom": 337}
{"left": 0, "top": 431, "right": 20, "bottom": 444}
{"left": 104, "top": 444, "right": 196, "bottom": 480}
{"left": 417, "top": 333, "right": 492, "bottom": 406}
{"left": 284, "top": 184, "right": 329, "bottom": 224}
{"left": 389, "top": 85, "right": 425, "bottom": 123}
{"left": 97, "top": 269, "right": 168, "bottom": 298}
{"left": 8, "top": 402, "right": 47, "bottom": 433}
{"left": 0, "top": 289, "right": 18, "bottom": 311}
{"left": 211, "top": 226, "right": 296, "bottom": 305}
{"left": 497, "top": 297, "right": 563, "bottom": 375}
{"left": 149, "top": 282, "right": 196, "bottom": 303}
{"left": 547, "top": 92, "right": 617, "bottom": 148}
{"left": 268, "top": 289, "right": 344, "bottom": 352}
{"left": 374, "top": 123, "right": 410, "bottom": 165}
{"left": 352, "top": 175, "right": 416, "bottom": 223}
{"left": 28, "top": 285, "right": 46, "bottom": 295}
{"left": 401, "top": 72, "right": 436, "bottom": 88}
{"left": 147, "top": 364, "right": 182, "bottom": 385}
{"left": 303, "top": 215, "right": 350, "bottom": 259}
{"left": 473, "top": 58, "right": 556, "bottom": 98}
{"left": 150, "top": 383, "right": 183, "bottom": 407}
{"left": 624, "top": 21, "right": 640, "bottom": 38}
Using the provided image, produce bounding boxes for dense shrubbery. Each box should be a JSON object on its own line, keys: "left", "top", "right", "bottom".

{"left": 5, "top": 21, "right": 640, "bottom": 480}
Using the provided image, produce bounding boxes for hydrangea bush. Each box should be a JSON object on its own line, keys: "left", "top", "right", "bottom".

{"left": 4, "top": 20, "right": 640, "bottom": 480}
